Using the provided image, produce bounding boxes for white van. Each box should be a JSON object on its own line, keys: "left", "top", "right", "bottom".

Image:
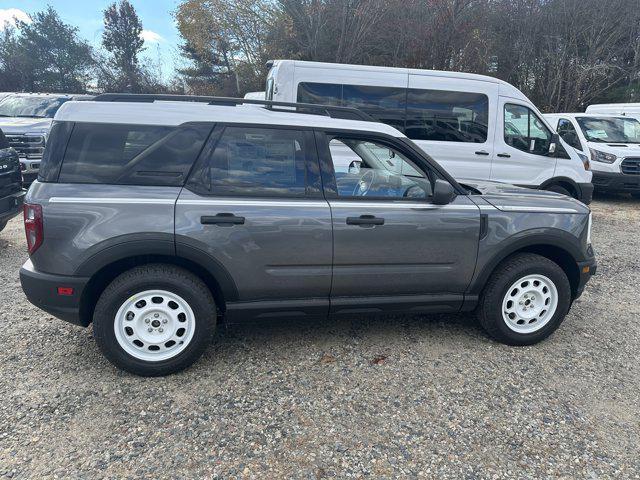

{"left": 266, "top": 60, "right": 593, "bottom": 203}
{"left": 586, "top": 103, "right": 640, "bottom": 119}
{"left": 545, "top": 113, "right": 640, "bottom": 197}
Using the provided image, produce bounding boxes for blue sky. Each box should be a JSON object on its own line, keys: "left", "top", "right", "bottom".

{"left": 0, "top": 0, "right": 183, "bottom": 79}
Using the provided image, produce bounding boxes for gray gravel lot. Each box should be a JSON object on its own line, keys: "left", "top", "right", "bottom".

{"left": 1, "top": 195, "right": 639, "bottom": 479}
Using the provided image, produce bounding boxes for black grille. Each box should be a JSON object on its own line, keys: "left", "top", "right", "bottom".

{"left": 621, "top": 157, "right": 640, "bottom": 175}
{"left": 5, "top": 134, "right": 45, "bottom": 159}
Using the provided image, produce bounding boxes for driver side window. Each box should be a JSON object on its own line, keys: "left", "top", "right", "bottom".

{"left": 328, "top": 137, "right": 432, "bottom": 199}
{"left": 504, "top": 104, "right": 553, "bottom": 156}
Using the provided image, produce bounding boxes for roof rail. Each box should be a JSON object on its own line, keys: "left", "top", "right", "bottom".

{"left": 92, "top": 93, "right": 375, "bottom": 122}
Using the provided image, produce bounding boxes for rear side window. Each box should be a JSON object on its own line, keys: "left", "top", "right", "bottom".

{"left": 58, "top": 122, "right": 212, "bottom": 186}
{"left": 188, "top": 127, "right": 310, "bottom": 197}
{"left": 406, "top": 89, "right": 488, "bottom": 143}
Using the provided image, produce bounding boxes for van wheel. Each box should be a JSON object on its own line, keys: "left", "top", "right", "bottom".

{"left": 93, "top": 264, "right": 216, "bottom": 376}
{"left": 545, "top": 184, "right": 572, "bottom": 197}
{"left": 477, "top": 253, "right": 571, "bottom": 346}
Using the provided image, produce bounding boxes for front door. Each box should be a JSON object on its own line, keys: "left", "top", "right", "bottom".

{"left": 492, "top": 98, "right": 558, "bottom": 186}
{"left": 319, "top": 132, "right": 481, "bottom": 313}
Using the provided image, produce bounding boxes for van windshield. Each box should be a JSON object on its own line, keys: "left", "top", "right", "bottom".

{"left": 576, "top": 116, "right": 640, "bottom": 144}
{"left": 0, "top": 95, "right": 68, "bottom": 119}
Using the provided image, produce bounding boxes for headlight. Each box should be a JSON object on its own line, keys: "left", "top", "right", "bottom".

{"left": 589, "top": 148, "right": 617, "bottom": 164}
{"left": 586, "top": 212, "right": 592, "bottom": 246}
{"left": 577, "top": 151, "right": 590, "bottom": 170}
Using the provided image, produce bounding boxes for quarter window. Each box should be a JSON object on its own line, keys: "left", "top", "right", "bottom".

{"left": 329, "top": 137, "right": 432, "bottom": 200}
{"left": 190, "top": 127, "right": 309, "bottom": 197}
{"left": 504, "top": 104, "right": 553, "bottom": 155}
{"left": 59, "top": 123, "right": 212, "bottom": 185}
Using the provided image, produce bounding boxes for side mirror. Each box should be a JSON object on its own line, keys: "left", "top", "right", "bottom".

{"left": 348, "top": 160, "right": 361, "bottom": 174}
{"left": 549, "top": 133, "right": 559, "bottom": 155}
{"left": 432, "top": 179, "right": 456, "bottom": 205}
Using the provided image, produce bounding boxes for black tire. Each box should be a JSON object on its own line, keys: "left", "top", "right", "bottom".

{"left": 93, "top": 264, "right": 216, "bottom": 376}
{"left": 545, "top": 184, "right": 572, "bottom": 198}
{"left": 477, "top": 253, "right": 571, "bottom": 346}
{"left": 0, "top": 220, "right": 7, "bottom": 233}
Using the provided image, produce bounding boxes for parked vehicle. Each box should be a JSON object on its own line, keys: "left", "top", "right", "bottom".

{"left": 0, "top": 93, "right": 93, "bottom": 187}
{"left": 20, "top": 94, "right": 596, "bottom": 376}
{"left": 265, "top": 60, "right": 593, "bottom": 203}
{"left": 545, "top": 113, "right": 640, "bottom": 197}
{"left": 586, "top": 103, "right": 640, "bottom": 119}
{"left": 0, "top": 128, "right": 25, "bottom": 233}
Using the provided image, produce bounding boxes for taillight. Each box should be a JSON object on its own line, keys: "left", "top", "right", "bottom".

{"left": 23, "top": 203, "right": 43, "bottom": 254}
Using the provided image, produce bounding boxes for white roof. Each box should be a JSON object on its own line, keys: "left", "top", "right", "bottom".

{"left": 54, "top": 100, "right": 405, "bottom": 137}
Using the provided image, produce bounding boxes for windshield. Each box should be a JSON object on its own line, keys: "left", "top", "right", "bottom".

{"left": 0, "top": 96, "right": 68, "bottom": 118}
{"left": 576, "top": 116, "right": 640, "bottom": 144}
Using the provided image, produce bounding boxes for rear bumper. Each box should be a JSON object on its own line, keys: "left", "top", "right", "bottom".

{"left": 0, "top": 189, "right": 25, "bottom": 222}
{"left": 592, "top": 171, "right": 640, "bottom": 193}
{"left": 20, "top": 259, "right": 90, "bottom": 327}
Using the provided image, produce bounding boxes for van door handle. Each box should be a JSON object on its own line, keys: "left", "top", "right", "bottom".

{"left": 497, "top": 153, "right": 511, "bottom": 158}
{"left": 475, "top": 150, "right": 490, "bottom": 156}
{"left": 201, "top": 213, "right": 245, "bottom": 226}
{"left": 346, "top": 215, "right": 384, "bottom": 226}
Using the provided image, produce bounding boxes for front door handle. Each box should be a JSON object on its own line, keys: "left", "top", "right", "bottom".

{"left": 346, "top": 215, "right": 384, "bottom": 226}
{"left": 497, "top": 153, "right": 511, "bottom": 158}
{"left": 201, "top": 213, "right": 245, "bottom": 226}
{"left": 475, "top": 150, "right": 490, "bottom": 156}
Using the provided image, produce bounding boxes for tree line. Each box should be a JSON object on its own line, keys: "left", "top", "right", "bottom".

{"left": 1, "top": 0, "right": 639, "bottom": 112}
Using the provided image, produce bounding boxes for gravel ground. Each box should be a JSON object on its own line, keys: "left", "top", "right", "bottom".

{"left": 1, "top": 194, "right": 639, "bottom": 479}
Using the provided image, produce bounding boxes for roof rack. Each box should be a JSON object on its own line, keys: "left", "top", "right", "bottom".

{"left": 93, "top": 93, "right": 375, "bottom": 122}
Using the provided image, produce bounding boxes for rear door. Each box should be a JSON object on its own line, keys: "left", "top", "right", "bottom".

{"left": 175, "top": 125, "right": 333, "bottom": 317}
{"left": 318, "top": 131, "right": 480, "bottom": 314}
{"left": 406, "top": 74, "right": 497, "bottom": 181}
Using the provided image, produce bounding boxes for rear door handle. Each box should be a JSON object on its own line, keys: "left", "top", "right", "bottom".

{"left": 346, "top": 215, "right": 384, "bottom": 226}
{"left": 201, "top": 213, "right": 245, "bottom": 226}
{"left": 475, "top": 150, "right": 490, "bottom": 156}
{"left": 497, "top": 153, "right": 511, "bottom": 158}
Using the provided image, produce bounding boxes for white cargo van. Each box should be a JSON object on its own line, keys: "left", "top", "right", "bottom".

{"left": 266, "top": 60, "right": 593, "bottom": 203}
{"left": 586, "top": 103, "right": 640, "bottom": 119}
{"left": 545, "top": 113, "right": 640, "bottom": 197}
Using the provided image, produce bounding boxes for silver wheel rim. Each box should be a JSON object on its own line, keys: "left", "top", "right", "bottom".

{"left": 501, "top": 274, "right": 558, "bottom": 334}
{"left": 114, "top": 290, "right": 196, "bottom": 362}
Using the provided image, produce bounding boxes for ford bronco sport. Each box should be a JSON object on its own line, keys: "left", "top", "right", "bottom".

{"left": 20, "top": 95, "right": 596, "bottom": 376}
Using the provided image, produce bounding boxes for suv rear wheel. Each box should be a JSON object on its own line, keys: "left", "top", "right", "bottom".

{"left": 93, "top": 264, "right": 216, "bottom": 376}
{"left": 477, "top": 253, "right": 571, "bottom": 345}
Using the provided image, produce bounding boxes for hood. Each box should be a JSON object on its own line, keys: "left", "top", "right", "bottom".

{"left": 458, "top": 179, "right": 589, "bottom": 214}
{"left": 585, "top": 142, "right": 640, "bottom": 155}
{"left": 0, "top": 117, "right": 52, "bottom": 135}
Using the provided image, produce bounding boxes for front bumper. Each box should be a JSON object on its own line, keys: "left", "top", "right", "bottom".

{"left": 575, "top": 182, "right": 594, "bottom": 204}
{"left": 20, "top": 259, "right": 90, "bottom": 327}
{"left": 592, "top": 171, "right": 640, "bottom": 193}
{"left": 0, "top": 189, "right": 25, "bottom": 223}
{"left": 575, "top": 251, "right": 597, "bottom": 300}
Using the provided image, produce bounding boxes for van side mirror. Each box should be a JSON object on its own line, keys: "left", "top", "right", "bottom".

{"left": 549, "top": 133, "right": 559, "bottom": 155}
{"left": 432, "top": 179, "right": 456, "bottom": 205}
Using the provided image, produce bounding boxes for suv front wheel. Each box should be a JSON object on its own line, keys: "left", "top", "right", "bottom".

{"left": 478, "top": 253, "right": 571, "bottom": 345}
{"left": 93, "top": 264, "right": 217, "bottom": 376}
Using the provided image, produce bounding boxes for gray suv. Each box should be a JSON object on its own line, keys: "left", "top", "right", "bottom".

{"left": 20, "top": 95, "right": 596, "bottom": 376}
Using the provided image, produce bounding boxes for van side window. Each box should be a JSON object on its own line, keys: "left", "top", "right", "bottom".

{"left": 58, "top": 122, "right": 212, "bottom": 186}
{"left": 504, "top": 104, "right": 553, "bottom": 156}
{"left": 189, "top": 127, "right": 310, "bottom": 197}
{"left": 405, "top": 89, "right": 488, "bottom": 143}
{"left": 556, "top": 119, "right": 582, "bottom": 151}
